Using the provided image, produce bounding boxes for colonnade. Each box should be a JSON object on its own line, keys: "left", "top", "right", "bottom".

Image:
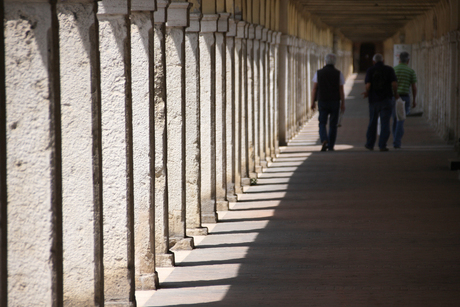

{"left": 383, "top": 0, "right": 460, "bottom": 146}
{"left": 1, "top": 0, "right": 352, "bottom": 305}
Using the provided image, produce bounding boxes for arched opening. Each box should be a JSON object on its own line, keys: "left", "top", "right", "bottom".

{"left": 359, "top": 42, "right": 376, "bottom": 72}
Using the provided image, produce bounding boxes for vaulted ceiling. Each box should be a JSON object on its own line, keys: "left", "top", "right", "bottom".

{"left": 296, "top": 0, "right": 443, "bottom": 41}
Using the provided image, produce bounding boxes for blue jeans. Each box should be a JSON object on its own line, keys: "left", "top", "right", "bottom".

{"left": 366, "top": 98, "right": 392, "bottom": 149}
{"left": 392, "top": 95, "right": 411, "bottom": 148}
{"left": 318, "top": 100, "right": 340, "bottom": 150}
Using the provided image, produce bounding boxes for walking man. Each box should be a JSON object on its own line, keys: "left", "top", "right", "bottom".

{"left": 393, "top": 51, "right": 417, "bottom": 149}
{"left": 311, "top": 53, "right": 346, "bottom": 151}
{"left": 362, "top": 53, "right": 399, "bottom": 151}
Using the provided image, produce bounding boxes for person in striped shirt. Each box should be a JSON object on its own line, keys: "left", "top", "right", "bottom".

{"left": 392, "top": 51, "right": 417, "bottom": 149}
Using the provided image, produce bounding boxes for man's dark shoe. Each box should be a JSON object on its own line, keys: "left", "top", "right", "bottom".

{"left": 364, "top": 145, "right": 374, "bottom": 151}
{"left": 380, "top": 147, "right": 389, "bottom": 152}
{"left": 321, "top": 140, "right": 328, "bottom": 152}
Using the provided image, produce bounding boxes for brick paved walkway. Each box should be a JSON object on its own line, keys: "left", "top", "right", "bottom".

{"left": 137, "top": 74, "right": 460, "bottom": 306}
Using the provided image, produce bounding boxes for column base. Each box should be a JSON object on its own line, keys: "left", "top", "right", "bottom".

{"left": 202, "top": 212, "right": 218, "bottom": 223}
{"left": 249, "top": 172, "right": 257, "bottom": 179}
{"left": 136, "top": 272, "right": 159, "bottom": 290}
{"left": 155, "top": 252, "right": 175, "bottom": 267}
{"left": 169, "top": 237, "right": 195, "bottom": 251}
{"left": 234, "top": 184, "right": 243, "bottom": 194}
{"left": 255, "top": 165, "right": 263, "bottom": 173}
{"left": 216, "top": 200, "right": 229, "bottom": 211}
{"left": 186, "top": 227, "right": 208, "bottom": 236}
{"left": 260, "top": 160, "right": 268, "bottom": 169}
{"left": 241, "top": 177, "right": 251, "bottom": 186}
{"left": 226, "top": 194, "right": 237, "bottom": 202}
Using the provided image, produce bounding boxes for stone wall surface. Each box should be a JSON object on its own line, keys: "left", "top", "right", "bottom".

{"left": 5, "top": 0, "right": 425, "bottom": 306}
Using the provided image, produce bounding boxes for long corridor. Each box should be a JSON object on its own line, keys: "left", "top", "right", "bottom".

{"left": 138, "top": 74, "right": 460, "bottom": 306}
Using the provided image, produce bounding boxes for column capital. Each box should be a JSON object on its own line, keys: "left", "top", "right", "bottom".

{"left": 255, "top": 25, "right": 263, "bottom": 41}
{"left": 97, "top": 0, "right": 128, "bottom": 16}
{"left": 166, "top": 1, "right": 191, "bottom": 28}
{"left": 186, "top": 13, "right": 201, "bottom": 32}
{"left": 262, "top": 27, "right": 268, "bottom": 42}
{"left": 226, "top": 18, "right": 237, "bottom": 37}
{"left": 280, "top": 34, "right": 291, "bottom": 46}
{"left": 131, "top": 0, "right": 156, "bottom": 11}
{"left": 218, "top": 13, "right": 230, "bottom": 33}
{"left": 248, "top": 24, "right": 255, "bottom": 40}
{"left": 200, "top": 14, "right": 219, "bottom": 33}
{"left": 276, "top": 32, "right": 282, "bottom": 44}
{"left": 267, "top": 30, "right": 273, "bottom": 43}
{"left": 236, "top": 21, "right": 247, "bottom": 39}
{"left": 154, "top": 0, "right": 169, "bottom": 24}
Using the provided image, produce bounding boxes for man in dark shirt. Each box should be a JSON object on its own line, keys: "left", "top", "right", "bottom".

{"left": 362, "top": 53, "right": 399, "bottom": 151}
{"left": 311, "top": 53, "right": 346, "bottom": 151}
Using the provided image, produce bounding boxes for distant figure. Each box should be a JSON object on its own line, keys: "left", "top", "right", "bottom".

{"left": 393, "top": 51, "right": 417, "bottom": 149}
{"left": 362, "top": 53, "right": 399, "bottom": 151}
{"left": 311, "top": 53, "right": 346, "bottom": 151}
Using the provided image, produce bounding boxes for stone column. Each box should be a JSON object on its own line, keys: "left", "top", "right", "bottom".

{"left": 258, "top": 26, "right": 267, "bottom": 171}
{"left": 278, "top": 34, "right": 289, "bottom": 146}
{"left": 200, "top": 13, "right": 219, "bottom": 223}
{"left": 5, "top": 2, "right": 63, "bottom": 305}
{"left": 246, "top": 24, "right": 256, "bottom": 180}
{"left": 97, "top": 1, "right": 136, "bottom": 304}
{"left": 153, "top": 0, "right": 175, "bottom": 267}
{"left": 225, "top": 18, "right": 238, "bottom": 202}
{"left": 240, "top": 22, "right": 250, "bottom": 186}
{"left": 253, "top": 25, "right": 262, "bottom": 174}
{"left": 185, "top": 12, "right": 208, "bottom": 236}
{"left": 215, "top": 13, "right": 230, "bottom": 211}
{"left": 268, "top": 30, "right": 276, "bottom": 160}
{"left": 131, "top": 0, "right": 159, "bottom": 290}
{"left": 57, "top": 1, "right": 100, "bottom": 304}
{"left": 0, "top": 1, "right": 6, "bottom": 305}
{"left": 306, "top": 42, "right": 313, "bottom": 119}
{"left": 261, "top": 28, "right": 272, "bottom": 167}
{"left": 165, "top": 1, "right": 194, "bottom": 250}
{"left": 233, "top": 20, "right": 246, "bottom": 194}
{"left": 274, "top": 32, "right": 282, "bottom": 155}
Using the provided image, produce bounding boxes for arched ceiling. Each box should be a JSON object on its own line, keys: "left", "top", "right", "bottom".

{"left": 295, "top": 0, "right": 443, "bottom": 42}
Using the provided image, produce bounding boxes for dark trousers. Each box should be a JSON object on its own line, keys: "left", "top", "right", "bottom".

{"left": 318, "top": 100, "right": 340, "bottom": 150}
{"left": 366, "top": 98, "right": 392, "bottom": 149}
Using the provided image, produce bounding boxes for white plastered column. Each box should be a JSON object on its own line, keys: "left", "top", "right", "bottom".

{"left": 153, "top": 0, "right": 175, "bottom": 267}
{"left": 215, "top": 13, "right": 230, "bottom": 211}
{"left": 185, "top": 12, "right": 208, "bottom": 236}
{"left": 97, "top": 1, "right": 135, "bottom": 304}
{"left": 200, "top": 13, "right": 219, "bottom": 223}
{"left": 57, "top": 1, "right": 99, "bottom": 304}
{"left": 131, "top": 0, "right": 159, "bottom": 290}
{"left": 5, "top": 1, "right": 62, "bottom": 305}
{"left": 165, "top": 1, "right": 194, "bottom": 250}
{"left": 225, "top": 18, "right": 238, "bottom": 202}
